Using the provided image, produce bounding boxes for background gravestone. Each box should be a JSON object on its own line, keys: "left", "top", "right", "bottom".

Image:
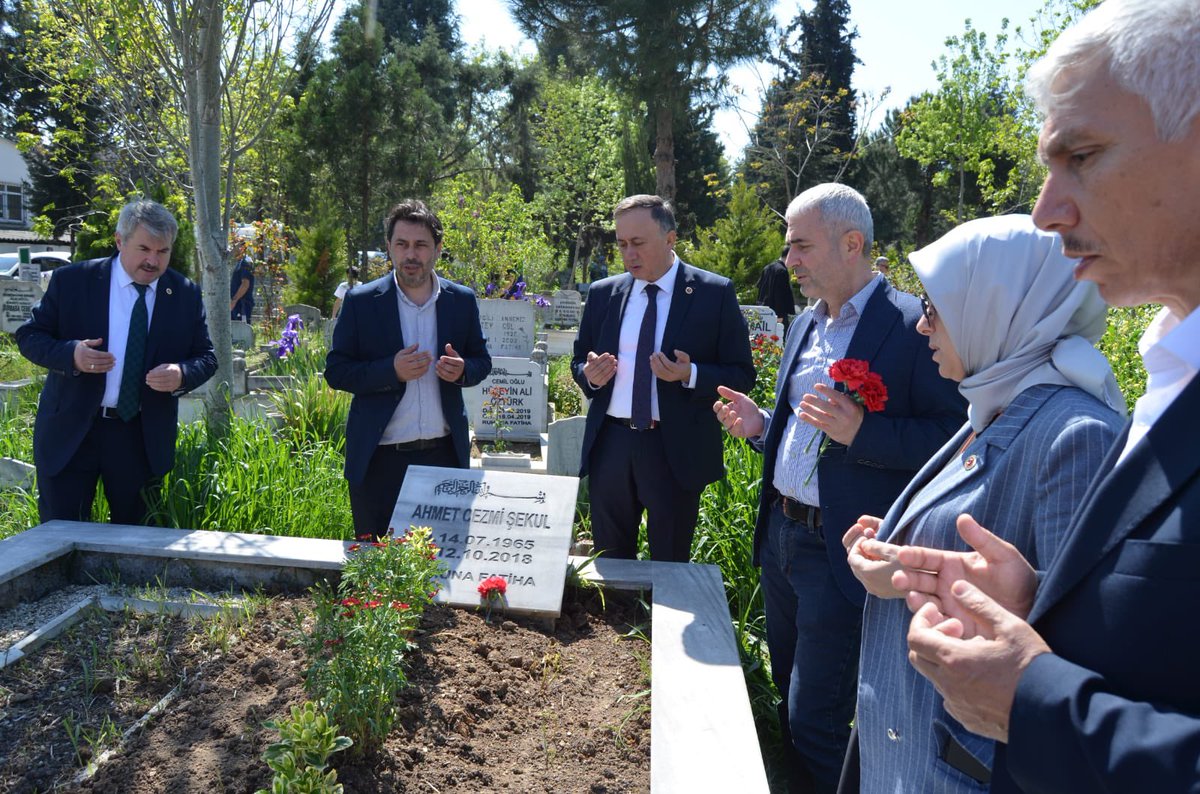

{"left": 391, "top": 465, "right": 579, "bottom": 616}
{"left": 0, "top": 281, "right": 42, "bottom": 334}
{"left": 740, "top": 305, "right": 783, "bottom": 339}
{"left": 549, "top": 289, "right": 582, "bottom": 328}
{"left": 478, "top": 299, "right": 536, "bottom": 358}
{"left": 546, "top": 415, "right": 586, "bottom": 476}
{"left": 230, "top": 321, "right": 255, "bottom": 351}
{"left": 464, "top": 356, "right": 547, "bottom": 443}
{"left": 283, "top": 303, "right": 322, "bottom": 328}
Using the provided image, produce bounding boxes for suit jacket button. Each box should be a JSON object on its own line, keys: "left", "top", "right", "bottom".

{"left": 887, "top": 728, "right": 901, "bottom": 742}
{"left": 964, "top": 454, "right": 978, "bottom": 471}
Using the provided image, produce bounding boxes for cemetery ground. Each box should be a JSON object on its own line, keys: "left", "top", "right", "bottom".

{"left": 0, "top": 584, "right": 649, "bottom": 792}
{"left": 0, "top": 328, "right": 786, "bottom": 790}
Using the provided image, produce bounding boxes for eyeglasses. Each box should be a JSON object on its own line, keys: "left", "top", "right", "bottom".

{"left": 920, "top": 294, "right": 937, "bottom": 324}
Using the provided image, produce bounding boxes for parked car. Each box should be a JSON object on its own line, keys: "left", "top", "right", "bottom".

{"left": 0, "top": 251, "right": 72, "bottom": 279}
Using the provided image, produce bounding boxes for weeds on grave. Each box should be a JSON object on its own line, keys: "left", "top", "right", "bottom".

{"left": 257, "top": 702, "right": 352, "bottom": 794}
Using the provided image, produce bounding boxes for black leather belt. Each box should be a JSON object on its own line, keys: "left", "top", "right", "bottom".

{"left": 606, "top": 416, "right": 659, "bottom": 431}
{"left": 97, "top": 406, "right": 135, "bottom": 420}
{"left": 385, "top": 436, "right": 450, "bottom": 452}
{"left": 779, "top": 496, "right": 822, "bottom": 527}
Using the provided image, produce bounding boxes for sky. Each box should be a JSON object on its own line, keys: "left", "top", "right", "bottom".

{"left": 456, "top": 0, "right": 1051, "bottom": 157}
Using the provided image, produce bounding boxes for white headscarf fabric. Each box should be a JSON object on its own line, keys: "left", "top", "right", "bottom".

{"left": 909, "top": 214, "right": 1125, "bottom": 432}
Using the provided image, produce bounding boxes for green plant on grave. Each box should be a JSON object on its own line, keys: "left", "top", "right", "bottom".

{"left": 256, "top": 701, "right": 352, "bottom": 794}
{"left": 547, "top": 354, "right": 584, "bottom": 418}
{"left": 300, "top": 527, "right": 445, "bottom": 756}
{"left": 63, "top": 712, "right": 121, "bottom": 767}
{"left": 481, "top": 384, "right": 516, "bottom": 452}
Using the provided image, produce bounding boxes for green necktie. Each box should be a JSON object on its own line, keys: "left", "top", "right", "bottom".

{"left": 116, "top": 283, "right": 148, "bottom": 421}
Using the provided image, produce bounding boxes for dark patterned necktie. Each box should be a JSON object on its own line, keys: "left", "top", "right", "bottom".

{"left": 631, "top": 283, "right": 660, "bottom": 430}
{"left": 116, "top": 283, "right": 148, "bottom": 421}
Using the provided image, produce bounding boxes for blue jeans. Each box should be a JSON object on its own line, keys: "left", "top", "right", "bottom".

{"left": 761, "top": 503, "right": 861, "bottom": 793}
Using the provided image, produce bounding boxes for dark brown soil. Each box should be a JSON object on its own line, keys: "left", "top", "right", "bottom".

{"left": 470, "top": 440, "right": 543, "bottom": 459}
{"left": 1, "top": 588, "right": 649, "bottom": 793}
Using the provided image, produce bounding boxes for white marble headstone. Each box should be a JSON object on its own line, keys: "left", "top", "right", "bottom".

{"left": 549, "top": 290, "right": 582, "bottom": 328}
{"left": 391, "top": 465, "right": 579, "bottom": 616}
{"left": 0, "top": 281, "right": 42, "bottom": 334}
{"left": 740, "top": 305, "right": 783, "bottom": 340}
{"left": 478, "top": 299, "right": 536, "bottom": 357}
{"left": 283, "top": 303, "right": 322, "bottom": 328}
{"left": 230, "top": 320, "right": 255, "bottom": 351}
{"left": 464, "top": 356, "right": 548, "bottom": 443}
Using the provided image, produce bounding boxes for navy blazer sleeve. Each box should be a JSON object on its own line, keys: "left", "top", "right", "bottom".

{"left": 325, "top": 287, "right": 405, "bottom": 395}
{"left": 689, "top": 277, "right": 756, "bottom": 399}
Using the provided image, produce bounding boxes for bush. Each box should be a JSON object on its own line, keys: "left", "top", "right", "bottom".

{"left": 288, "top": 213, "right": 347, "bottom": 316}
{"left": 548, "top": 355, "right": 584, "bottom": 418}
{"left": 1099, "top": 304, "right": 1154, "bottom": 409}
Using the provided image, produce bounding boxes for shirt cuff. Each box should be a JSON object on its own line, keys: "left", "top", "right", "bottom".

{"left": 684, "top": 363, "right": 698, "bottom": 389}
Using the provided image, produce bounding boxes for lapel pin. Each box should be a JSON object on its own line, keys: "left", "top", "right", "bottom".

{"left": 964, "top": 454, "right": 978, "bottom": 471}
{"left": 165, "top": 287, "right": 172, "bottom": 295}
{"left": 685, "top": 286, "right": 694, "bottom": 295}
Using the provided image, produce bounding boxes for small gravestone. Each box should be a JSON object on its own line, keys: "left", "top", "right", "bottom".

{"left": 464, "top": 357, "right": 547, "bottom": 443}
{"left": 0, "top": 281, "right": 42, "bottom": 334}
{"left": 546, "top": 416, "right": 586, "bottom": 476}
{"left": 323, "top": 317, "right": 337, "bottom": 347}
{"left": 545, "top": 328, "right": 576, "bottom": 357}
{"left": 0, "top": 457, "right": 34, "bottom": 491}
{"left": 230, "top": 321, "right": 254, "bottom": 351}
{"left": 478, "top": 299, "right": 536, "bottom": 358}
{"left": 740, "top": 305, "right": 783, "bottom": 340}
{"left": 283, "top": 303, "right": 322, "bottom": 328}
{"left": 549, "top": 290, "right": 582, "bottom": 328}
{"left": 391, "top": 465, "right": 579, "bottom": 616}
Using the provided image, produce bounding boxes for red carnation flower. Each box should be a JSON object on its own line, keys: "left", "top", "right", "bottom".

{"left": 829, "top": 358, "right": 871, "bottom": 391}
{"left": 347, "top": 543, "right": 361, "bottom": 552}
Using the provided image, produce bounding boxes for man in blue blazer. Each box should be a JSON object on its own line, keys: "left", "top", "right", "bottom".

{"left": 714, "top": 183, "right": 964, "bottom": 792}
{"left": 897, "top": 1, "right": 1200, "bottom": 789}
{"left": 572, "top": 194, "right": 755, "bottom": 563}
{"left": 15, "top": 200, "right": 216, "bottom": 525}
{"left": 325, "top": 199, "right": 491, "bottom": 539}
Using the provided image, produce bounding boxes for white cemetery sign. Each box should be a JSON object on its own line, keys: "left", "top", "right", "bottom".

{"left": 740, "top": 305, "right": 783, "bottom": 340}
{"left": 0, "top": 281, "right": 42, "bottom": 334}
{"left": 549, "top": 289, "right": 582, "bottom": 328}
{"left": 478, "top": 299, "right": 536, "bottom": 357}
{"left": 391, "top": 465, "right": 578, "bottom": 616}
{"left": 464, "top": 356, "right": 547, "bottom": 443}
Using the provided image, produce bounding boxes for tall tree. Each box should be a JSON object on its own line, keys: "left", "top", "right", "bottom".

{"left": 24, "top": 0, "right": 333, "bottom": 430}
{"left": 375, "top": 0, "right": 459, "bottom": 50}
{"left": 509, "top": 0, "right": 772, "bottom": 200}
{"left": 742, "top": 0, "right": 859, "bottom": 215}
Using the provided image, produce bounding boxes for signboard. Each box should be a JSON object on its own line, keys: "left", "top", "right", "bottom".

{"left": 391, "top": 466, "right": 579, "bottom": 616}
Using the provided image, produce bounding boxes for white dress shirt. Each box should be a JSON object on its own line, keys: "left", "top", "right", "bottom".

{"left": 102, "top": 255, "right": 158, "bottom": 408}
{"left": 605, "top": 257, "right": 697, "bottom": 421}
{"left": 1117, "top": 305, "right": 1200, "bottom": 463}
{"left": 380, "top": 273, "right": 448, "bottom": 444}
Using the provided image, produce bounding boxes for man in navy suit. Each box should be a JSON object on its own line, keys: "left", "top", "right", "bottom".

{"left": 572, "top": 194, "right": 755, "bottom": 563}
{"left": 896, "top": 0, "right": 1200, "bottom": 789}
{"left": 325, "top": 199, "right": 491, "bottom": 539}
{"left": 714, "top": 183, "right": 965, "bottom": 792}
{"left": 15, "top": 199, "right": 216, "bottom": 525}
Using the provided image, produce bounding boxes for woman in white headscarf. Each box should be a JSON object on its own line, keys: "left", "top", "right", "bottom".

{"left": 841, "top": 215, "right": 1125, "bottom": 792}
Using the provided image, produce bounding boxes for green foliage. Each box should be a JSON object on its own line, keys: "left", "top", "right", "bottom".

{"left": 258, "top": 702, "right": 352, "bottom": 794}
{"left": 548, "top": 355, "right": 584, "bottom": 418}
{"left": 270, "top": 376, "right": 350, "bottom": 453}
{"left": 0, "top": 335, "right": 43, "bottom": 383}
{"left": 747, "top": 333, "right": 783, "bottom": 410}
{"left": 530, "top": 70, "right": 626, "bottom": 280}
{"left": 146, "top": 419, "right": 352, "bottom": 538}
{"left": 692, "top": 435, "right": 782, "bottom": 758}
{"left": 895, "top": 20, "right": 1041, "bottom": 223}
{"left": 434, "top": 174, "right": 556, "bottom": 294}
{"left": 679, "top": 177, "right": 784, "bottom": 300}
{"left": 1099, "top": 305, "right": 1154, "bottom": 409}
{"left": 302, "top": 527, "right": 444, "bottom": 755}
{"left": 288, "top": 213, "right": 348, "bottom": 316}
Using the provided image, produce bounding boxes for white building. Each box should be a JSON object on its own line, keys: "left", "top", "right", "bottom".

{"left": 0, "top": 138, "right": 29, "bottom": 231}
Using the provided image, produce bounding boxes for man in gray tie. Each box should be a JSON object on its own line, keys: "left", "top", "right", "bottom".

{"left": 15, "top": 199, "right": 216, "bottom": 525}
{"left": 572, "top": 194, "right": 755, "bottom": 562}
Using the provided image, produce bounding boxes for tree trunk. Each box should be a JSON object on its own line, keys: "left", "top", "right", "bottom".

{"left": 188, "top": 0, "right": 232, "bottom": 437}
{"left": 653, "top": 100, "right": 676, "bottom": 201}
